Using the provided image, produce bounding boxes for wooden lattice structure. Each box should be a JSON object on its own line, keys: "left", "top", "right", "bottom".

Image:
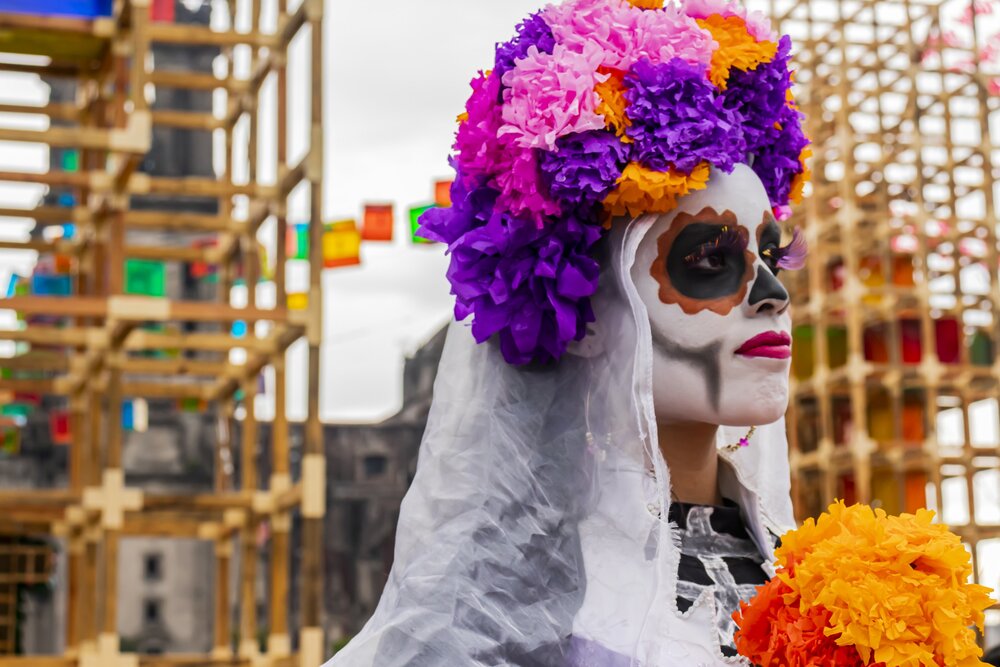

{"left": 0, "top": 0, "right": 327, "bottom": 665}
{"left": 753, "top": 0, "right": 1000, "bottom": 626}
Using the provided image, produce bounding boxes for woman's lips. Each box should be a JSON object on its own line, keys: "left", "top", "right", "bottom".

{"left": 736, "top": 331, "right": 792, "bottom": 359}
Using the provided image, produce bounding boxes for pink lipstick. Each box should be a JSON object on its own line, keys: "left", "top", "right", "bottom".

{"left": 736, "top": 331, "right": 792, "bottom": 359}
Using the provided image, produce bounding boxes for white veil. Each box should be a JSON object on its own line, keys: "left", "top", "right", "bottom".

{"left": 323, "top": 216, "right": 795, "bottom": 666}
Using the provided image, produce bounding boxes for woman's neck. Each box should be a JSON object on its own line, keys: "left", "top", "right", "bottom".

{"left": 658, "top": 421, "right": 722, "bottom": 506}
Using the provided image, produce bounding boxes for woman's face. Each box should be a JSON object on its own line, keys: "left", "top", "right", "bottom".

{"left": 631, "top": 164, "right": 793, "bottom": 427}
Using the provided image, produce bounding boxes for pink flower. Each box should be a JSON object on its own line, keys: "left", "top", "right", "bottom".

{"left": 499, "top": 43, "right": 609, "bottom": 150}
{"left": 494, "top": 143, "right": 562, "bottom": 224}
{"left": 544, "top": 0, "right": 715, "bottom": 71}
{"left": 454, "top": 71, "right": 504, "bottom": 185}
{"left": 682, "top": 0, "right": 776, "bottom": 42}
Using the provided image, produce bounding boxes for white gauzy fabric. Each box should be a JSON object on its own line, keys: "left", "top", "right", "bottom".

{"left": 323, "top": 216, "right": 795, "bottom": 667}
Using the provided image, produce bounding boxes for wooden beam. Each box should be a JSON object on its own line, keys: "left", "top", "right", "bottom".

{"left": 0, "top": 170, "right": 93, "bottom": 189}
{"left": 0, "top": 205, "right": 85, "bottom": 224}
{"left": 148, "top": 23, "right": 277, "bottom": 48}
{"left": 127, "top": 210, "right": 239, "bottom": 233}
{"left": 116, "top": 357, "right": 229, "bottom": 377}
{"left": 137, "top": 656, "right": 251, "bottom": 667}
{"left": 148, "top": 69, "right": 248, "bottom": 92}
{"left": 0, "top": 296, "right": 288, "bottom": 324}
{"left": 151, "top": 109, "right": 223, "bottom": 131}
{"left": 0, "top": 352, "right": 70, "bottom": 372}
{"left": 124, "top": 330, "right": 273, "bottom": 354}
{"left": 0, "top": 102, "right": 77, "bottom": 120}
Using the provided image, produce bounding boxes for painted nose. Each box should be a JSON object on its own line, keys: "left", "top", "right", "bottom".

{"left": 747, "top": 265, "right": 789, "bottom": 315}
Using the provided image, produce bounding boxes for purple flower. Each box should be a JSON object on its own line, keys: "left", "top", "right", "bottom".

{"left": 419, "top": 172, "right": 603, "bottom": 365}
{"left": 751, "top": 103, "right": 809, "bottom": 206}
{"left": 495, "top": 12, "right": 557, "bottom": 83}
{"left": 724, "top": 35, "right": 793, "bottom": 152}
{"left": 539, "top": 130, "right": 631, "bottom": 210}
{"left": 624, "top": 58, "right": 747, "bottom": 173}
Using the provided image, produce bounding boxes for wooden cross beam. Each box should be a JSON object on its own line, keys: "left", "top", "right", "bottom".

{"left": 82, "top": 470, "right": 142, "bottom": 531}
{"left": 78, "top": 633, "right": 137, "bottom": 667}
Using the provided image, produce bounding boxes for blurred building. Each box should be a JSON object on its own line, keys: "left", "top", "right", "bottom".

{"left": 322, "top": 326, "right": 445, "bottom": 639}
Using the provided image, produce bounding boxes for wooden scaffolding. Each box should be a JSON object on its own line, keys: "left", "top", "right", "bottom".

{"left": 757, "top": 0, "right": 1000, "bottom": 623}
{"left": 0, "top": 0, "right": 327, "bottom": 665}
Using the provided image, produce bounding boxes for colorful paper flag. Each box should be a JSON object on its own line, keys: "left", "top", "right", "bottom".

{"left": 61, "top": 149, "right": 79, "bottom": 173}
{"left": 31, "top": 273, "right": 72, "bottom": 296}
{"left": 409, "top": 204, "right": 436, "bottom": 244}
{"left": 0, "top": 426, "right": 20, "bottom": 457}
{"left": 54, "top": 254, "right": 72, "bottom": 274}
{"left": 322, "top": 220, "right": 362, "bottom": 269}
{"left": 122, "top": 400, "right": 134, "bottom": 431}
{"left": 151, "top": 0, "right": 175, "bottom": 22}
{"left": 190, "top": 239, "right": 218, "bottom": 281}
{"left": 125, "top": 259, "right": 167, "bottom": 297}
{"left": 362, "top": 204, "right": 394, "bottom": 242}
{"left": 287, "top": 293, "right": 309, "bottom": 311}
{"left": 50, "top": 411, "right": 71, "bottom": 445}
{"left": 258, "top": 241, "right": 274, "bottom": 281}
{"left": 287, "top": 223, "right": 310, "bottom": 260}
{"left": 179, "top": 397, "right": 205, "bottom": 414}
{"left": 0, "top": 403, "right": 31, "bottom": 419}
{"left": 434, "top": 180, "right": 453, "bottom": 208}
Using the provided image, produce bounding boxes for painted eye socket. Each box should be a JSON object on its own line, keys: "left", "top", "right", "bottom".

{"left": 683, "top": 226, "right": 747, "bottom": 274}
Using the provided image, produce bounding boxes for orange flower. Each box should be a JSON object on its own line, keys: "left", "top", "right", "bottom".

{"left": 626, "top": 0, "right": 664, "bottom": 7}
{"left": 602, "top": 162, "right": 710, "bottom": 218}
{"left": 697, "top": 15, "right": 778, "bottom": 89}
{"left": 735, "top": 502, "right": 996, "bottom": 667}
{"left": 789, "top": 146, "right": 812, "bottom": 205}
{"left": 734, "top": 577, "right": 882, "bottom": 667}
{"left": 595, "top": 69, "right": 633, "bottom": 141}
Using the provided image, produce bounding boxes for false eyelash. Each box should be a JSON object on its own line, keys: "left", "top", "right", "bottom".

{"left": 683, "top": 226, "right": 750, "bottom": 265}
{"left": 771, "top": 227, "right": 808, "bottom": 270}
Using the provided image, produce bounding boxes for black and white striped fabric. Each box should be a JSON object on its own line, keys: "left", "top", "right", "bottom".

{"left": 667, "top": 500, "right": 774, "bottom": 658}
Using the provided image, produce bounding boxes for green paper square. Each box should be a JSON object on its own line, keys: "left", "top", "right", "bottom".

{"left": 62, "top": 149, "right": 80, "bottom": 173}
{"left": 409, "top": 204, "right": 436, "bottom": 244}
{"left": 124, "top": 259, "right": 167, "bottom": 297}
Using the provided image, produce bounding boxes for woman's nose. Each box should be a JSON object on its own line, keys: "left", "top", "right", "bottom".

{"left": 746, "top": 265, "right": 790, "bottom": 315}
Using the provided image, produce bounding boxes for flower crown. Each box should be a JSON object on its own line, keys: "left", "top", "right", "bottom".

{"left": 419, "top": 0, "right": 811, "bottom": 365}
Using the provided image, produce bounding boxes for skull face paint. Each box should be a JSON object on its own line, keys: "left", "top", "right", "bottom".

{"left": 631, "top": 164, "right": 793, "bottom": 427}
{"left": 650, "top": 209, "right": 756, "bottom": 316}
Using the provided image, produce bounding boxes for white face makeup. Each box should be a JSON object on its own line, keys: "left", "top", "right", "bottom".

{"left": 631, "top": 164, "right": 793, "bottom": 428}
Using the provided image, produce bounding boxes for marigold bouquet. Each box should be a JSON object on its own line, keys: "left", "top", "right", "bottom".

{"left": 733, "top": 501, "right": 996, "bottom": 667}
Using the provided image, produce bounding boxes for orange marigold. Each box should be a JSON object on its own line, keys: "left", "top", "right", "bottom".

{"left": 595, "top": 69, "right": 633, "bottom": 141}
{"left": 626, "top": 0, "right": 664, "bottom": 7}
{"left": 736, "top": 502, "right": 996, "bottom": 667}
{"left": 697, "top": 15, "right": 778, "bottom": 89}
{"left": 602, "top": 162, "right": 710, "bottom": 218}
{"left": 789, "top": 146, "right": 812, "bottom": 205}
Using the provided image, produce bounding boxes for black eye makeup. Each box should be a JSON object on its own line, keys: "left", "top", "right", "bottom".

{"left": 650, "top": 207, "right": 757, "bottom": 316}
{"left": 683, "top": 225, "right": 751, "bottom": 275}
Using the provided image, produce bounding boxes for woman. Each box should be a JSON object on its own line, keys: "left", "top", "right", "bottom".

{"left": 325, "top": 0, "right": 810, "bottom": 664}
